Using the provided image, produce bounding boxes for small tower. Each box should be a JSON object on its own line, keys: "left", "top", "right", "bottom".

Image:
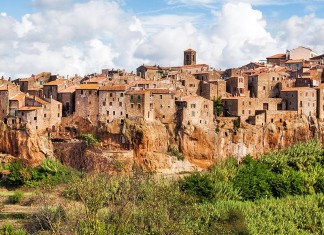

{"left": 184, "top": 48, "right": 196, "bottom": 66}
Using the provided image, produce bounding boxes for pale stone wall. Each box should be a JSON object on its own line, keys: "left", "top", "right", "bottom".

{"left": 98, "top": 90, "right": 126, "bottom": 124}
{"left": 75, "top": 89, "right": 99, "bottom": 123}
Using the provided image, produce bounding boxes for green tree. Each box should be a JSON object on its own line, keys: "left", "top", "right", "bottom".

{"left": 213, "top": 97, "right": 224, "bottom": 116}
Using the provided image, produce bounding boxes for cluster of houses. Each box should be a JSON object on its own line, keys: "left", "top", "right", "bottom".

{"left": 0, "top": 46, "right": 324, "bottom": 135}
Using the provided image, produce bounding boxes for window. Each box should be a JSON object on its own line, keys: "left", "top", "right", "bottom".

{"left": 119, "top": 102, "right": 122, "bottom": 107}
{"left": 137, "top": 95, "right": 141, "bottom": 100}
{"left": 263, "top": 86, "right": 266, "bottom": 90}
{"left": 110, "top": 93, "right": 113, "bottom": 97}
{"left": 138, "top": 104, "right": 141, "bottom": 109}
{"left": 34, "top": 117, "right": 37, "bottom": 120}
{"left": 120, "top": 112, "right": 123, "bottom": 115}
{"left": 89, "top": 91, "right": 92, "bottom": 95}
{"left": 107, "top": 111, "right": 109, "bottom": 115}
{"left": 242, "top": 101, "right": 245, "bottom": 105}
{"left": 89, "top": 101, "right": 91, "bottom": 105}
{"left": 242, "top": 110, "right": 245, "bottom": 114}
{"left": 191, "top": 104, "right": 196, "bottom": 109}
{"left": 131, "top": 104, "right": 134, "bottom": 108}
{"left": 58, "top": 104, "right": 60, "bottom": 108}
{"left": 81, "top": 90, "right": 84, "bottom": 95}
{"left": 44, "top": 114, "right": 47, "bottom": 118}
{"left": 113, "top": 111, "right": 115, "bottom": 115}
{"left": 103, "top": 102, "right": 106, "bottom": 106}
{"left": 162, "top": 115, "right": 165, "bottom": 119}
{"left": 160, "top": 95, "right": 162, "bottom": 99}
{"left": 191, "top": 111, "right": 195, "bottom": 116}
{"left": 131, "top": 95, "right": 134, "bottom": 100}
{"left": 58, "top": 113, "right": 60, "bottom": 117}
{"left": 120, "top": 93, "right": 124, "bottom": 97}
{"left": 109, "top": 102, "right": 112, "bottom": 106}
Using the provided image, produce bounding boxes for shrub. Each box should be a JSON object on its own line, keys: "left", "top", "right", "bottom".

{"left": 168, "top": 146, "right": 185, "bottom": 161}
{"left": 1, "top": 223, "right": 13, "bottom": 235}
{"left": 78, "top": 133, "right": 99, "bottom": 147}
{"left": 8, "top": 192, "right": 24, "bottom": 204}
{"left": 2, "top": 161, "right": 32, "bottom": 187}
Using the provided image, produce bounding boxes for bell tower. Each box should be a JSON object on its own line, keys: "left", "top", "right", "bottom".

{"left": 184, "top": 48, "right": 196, "bottom": 66}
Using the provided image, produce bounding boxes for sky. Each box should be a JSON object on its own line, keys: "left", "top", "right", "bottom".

{"left": 0, "top": 0, "right": 324, "bottom": 78}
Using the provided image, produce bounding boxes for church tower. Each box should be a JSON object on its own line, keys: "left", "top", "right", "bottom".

{"left": 184, "top": 49, "right": 196, "bottom": 66}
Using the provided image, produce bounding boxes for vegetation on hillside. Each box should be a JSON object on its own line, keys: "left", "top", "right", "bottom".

{"left": 0, "top": 139, "right": 324, "bottom": 234}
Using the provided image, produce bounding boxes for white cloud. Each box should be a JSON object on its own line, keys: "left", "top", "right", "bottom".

{"left": 136, "top": 2, "right": 279, "bottom": 69}
{"left": 1, "top": 0, "right": 324, "bottom": 78}
{"left": 281, "top": 14, "right": 324, "bottom": 53}
{"left": 0, "top": 0, "right": 144, "bottom": 78}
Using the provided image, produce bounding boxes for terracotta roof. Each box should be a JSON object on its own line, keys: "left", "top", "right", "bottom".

{"left": 10, "top": 93, "right": 25, "bottom": 101}
{"left": 185, "top": 48, "right": 196, "bottom": 52}
{"left": 84, "top": 76, "right": 107, "bottom": 83}
{"left": 147, "top": 89, "right": 175, "bottom": 94}
{"left": 18, "top": 106, "right": 41, "bottom": 111}
{"left": 126, "top": 90, "right": 148, "bottom": 95}
{"left": 131, "top": 80, "right": 156, "bottom": 85}
{"left": 44, "top": 79, "right": 66, "bottom": 86}
{"left": 310, "top": 54, "right": 324, "bottom": 60}
{"left": 266, "top": 53, "right": 286, "bottom": 59}
{"left": 99, "top": 85, "right": 127, "bottom": 91}
{"left": 59, "top": 86, "right": 76, "bottom": 93}
{"left": 28, "top": 87, "right": 43, "bottom": 91}
{"left": 181, "top": 64, "right": 209, "bottom": 69}
{"left": 178, "top": 95, "right": 200, "bottom": 102}
{"left": 0, "top": 84, "right": 16, "bottom": 91}
{"left": 19, "top": 77, "right": 34, "bottom": 82}
{"left": 142, "top": 65, "right": 160, "bottom": 70}
{"left": 286, "top": 59, "right": 304, "bottom": 64}
{"left": 76, "top": 84, "right": 99, "bottom": 90}
{"left": 26, "top": 95, "right": 50, "bottom": 105}
{"left": 281, "top": 87, "right": 315, "bottom": 92}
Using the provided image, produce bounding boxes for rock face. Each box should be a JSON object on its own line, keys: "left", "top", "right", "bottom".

{"left": 0, "top": 113, "right": 319, "bottom": 173}
{"left": 0, "top": 121, "right": 53, "bottom": 166}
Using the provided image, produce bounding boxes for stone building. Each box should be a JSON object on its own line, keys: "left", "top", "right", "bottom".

{"left": 149, "top": 89, "right": 176, "bottom": 124}
{"left": 136, "top": 65, "right": 166, "bottom": 80}
{"left": 180, "top": 74, "right": 200, "bottom": 96}
{"left": 223, "top": 97, "right": 285, "bottom": 121}
{"left": 18, "top": 72, "right": 52, "bottom": 93}
{"left": 125, "top": 90, "right": 153, "bottom": 121}
{"left": 57, "top": 86, "right": 76, "bottom": 117}
{"left": 280, "top": 87, "right": 317, "bottom": 116}
{"left": 200, "top": 80, "right": 226, "bottom": 100}
{"left": 0, "top": 84, "right": 20, "bottom": 121}
{"left": 175, "top": 95, "right": 213, "bottom": 129}
{"left": 316, "top": 85, "right": 324, "bottom": 121}
{"left": 75, "top": 84, "right": 99, "bottom": 123}
{"left": 15, "top": 95, "right": 62, "bottom": 133}
{"left": 43, "top": 79, "right": 71, "bottom": 100}
{"left": 98, "top": 85, "right": 127, "bottom": 124}
{"left": 249, "top": 71, "right": 289, "bottom": 98}
{"left": 286, "top": 46, "right": 317, "bottom": 60}
{"left": 266, "top": 53, "right": 286, "bottom": 66}
{"left": 226, "top": 76, "right": 247, "bottom": 97}
{"left": 184, "top": 48, "right": 196, "bottom": 66}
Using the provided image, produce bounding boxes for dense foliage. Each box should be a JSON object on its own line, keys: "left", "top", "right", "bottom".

{"left": 1, "top": 159, "right": 80, "bottom": 188}
{"left": 1, "top": 139, "right": 324, "bottom": 234}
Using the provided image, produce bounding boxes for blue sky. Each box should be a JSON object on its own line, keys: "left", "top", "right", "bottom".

{"left": 0, "top": 0, "right": 323, "bottom": 77}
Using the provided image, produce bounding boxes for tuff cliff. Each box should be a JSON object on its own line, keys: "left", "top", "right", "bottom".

{"left": 0, "top": 121, "right": 53, "bottom": 165}
{"left": 0, "top": 115, "right": 319, "bottom": 173}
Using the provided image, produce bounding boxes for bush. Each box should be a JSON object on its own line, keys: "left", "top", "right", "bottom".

{"left": 2, "top": 223, "right": 13, "bottom": 235}
{"left": 168, "top": 146, "right": 184, "bottom": 161}
{"left": 2, "top": 161, "right": 32, "bottom": 187}
{"left": 78, "top": 133, "right": 99, "bottom": 147}
{"left": 8, "top": 192, "right": 24, "bottom": 204}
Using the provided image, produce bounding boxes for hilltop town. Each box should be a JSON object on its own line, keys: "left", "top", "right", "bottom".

{"left": 0, "top": 46, "right": 324, "bottom": 170}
